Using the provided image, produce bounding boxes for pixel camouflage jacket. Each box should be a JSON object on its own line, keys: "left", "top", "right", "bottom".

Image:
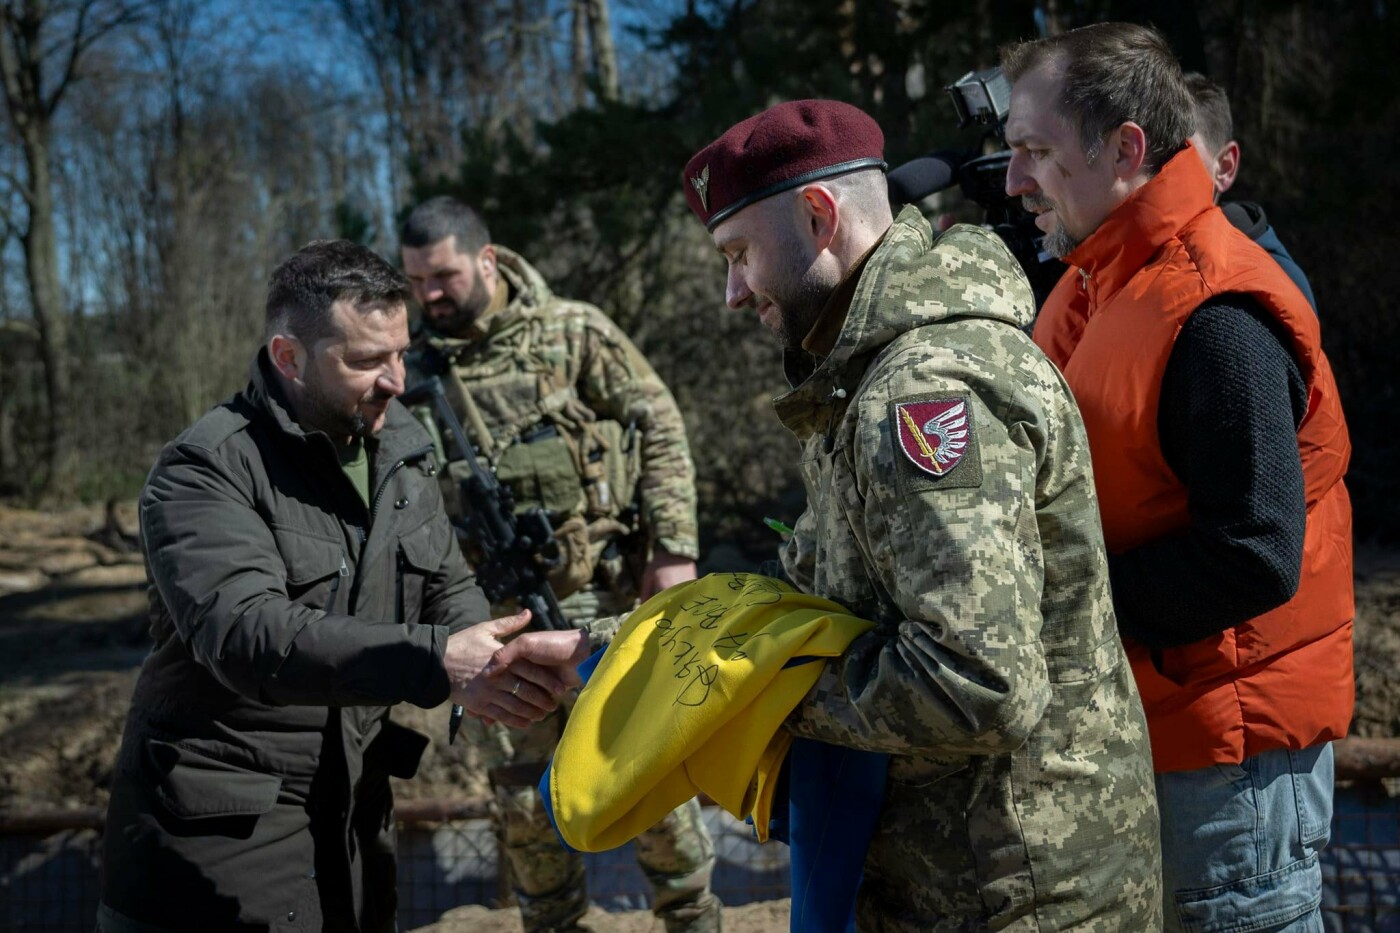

{"left": 779, "top": 209, "right": 1163, "bottom": 932}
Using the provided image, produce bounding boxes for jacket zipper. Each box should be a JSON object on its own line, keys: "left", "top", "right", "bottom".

{"left": 821, "top": 386, "right": 848, "bottom": 454}
{"left": 348, "top": 443, "right": 434, "bottom": 614}
{"left": 369, "top": 443, "right": 435, "bottom": 523}
{"left": 395, "top": 550, "right": 405, "bottom": 626}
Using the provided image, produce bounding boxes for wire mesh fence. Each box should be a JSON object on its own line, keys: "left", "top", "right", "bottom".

{"left": 1, "top": 827, "right": 102, "bottom": 932}
{"left": 395, "top": 805, "right": 789, "bottom": 928}
{"left": 2, "top": 750, "right": 1399, "bottom": 931}
{"left": 1324, "top": 783, "right": 1400, "bottom": 932}
{"left": 0, "top": 803, "right": 789, "bottom": 932}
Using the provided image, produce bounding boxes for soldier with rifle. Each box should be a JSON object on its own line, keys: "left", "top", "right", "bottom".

{"left": 400, "top": 197, "right": 721, "bottom": 933}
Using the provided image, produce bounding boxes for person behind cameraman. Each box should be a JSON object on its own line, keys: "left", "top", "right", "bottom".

{"left": 1186, "top": 71, "right": 1317, "bottom": 312}
{"left": 98, "top": 240, "right": 588, "bottom": 933}
{"left": 399, "top": 197, "right": 720, "bottom": 933}
{"left": 1004, "top": 23, "right": 1353, "bottom": 932}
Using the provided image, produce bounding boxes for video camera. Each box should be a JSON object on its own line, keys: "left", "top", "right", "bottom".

{"left": 887, "top": 67, "right": 1065, "bottom": 306}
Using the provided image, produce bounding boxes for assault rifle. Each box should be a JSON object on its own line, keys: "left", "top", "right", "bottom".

{"left": 399, "top": 376, "right": 571, "bottom": 744}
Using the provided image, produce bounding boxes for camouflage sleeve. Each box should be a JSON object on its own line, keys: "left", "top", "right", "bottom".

{"left": 577, "top": 306, "right": 700, "bottom": 560}
{"left": 787, "top": 346, "right": 1052, "bottom": 757}
{"left": 779, "top": 507, "right": 818, "bottom": 593}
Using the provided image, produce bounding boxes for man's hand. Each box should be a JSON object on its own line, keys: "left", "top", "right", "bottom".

{"left": 640, "top": 549, "right": 698, "bottom": 601}
{"left": 443, "top": 610, "right": 589, "bottom": 728}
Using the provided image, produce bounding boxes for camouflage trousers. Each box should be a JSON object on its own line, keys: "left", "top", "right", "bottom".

{"left": 471, "top": 586, "right": 722, "bottom": 932}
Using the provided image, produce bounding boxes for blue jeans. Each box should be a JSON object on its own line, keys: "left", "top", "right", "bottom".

{"left": 1156, "top": 743, "right": 1334, "bottom": 933}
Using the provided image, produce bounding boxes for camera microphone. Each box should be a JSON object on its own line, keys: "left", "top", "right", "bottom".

{"left": 886, "top": 150, "right": 964, "bottom": 205}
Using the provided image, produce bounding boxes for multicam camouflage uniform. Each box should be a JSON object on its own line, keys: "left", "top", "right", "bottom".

{"left": 781, "top": 209, "right": 1163, "bottom": 931}
{"left": 408, "top": 247, "right": 719, "bottom": 932}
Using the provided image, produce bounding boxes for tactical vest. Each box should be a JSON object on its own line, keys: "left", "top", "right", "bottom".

{"left": 410, "top": 290, "right": 643, "bottom": 599}
{"left": 1033, "top": 147, "right": 1354, "bottom": 773}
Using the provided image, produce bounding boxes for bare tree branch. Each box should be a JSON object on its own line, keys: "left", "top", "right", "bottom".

{"left": 0, "top": 161, "right": 36, "bottom": 205}
{"left": 49, "top": 0, "right": 154, "bottom": 115}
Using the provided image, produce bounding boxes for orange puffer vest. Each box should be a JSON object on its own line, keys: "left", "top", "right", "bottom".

{"left": 1033, "top": 146, "right": 1353, "bottom": 774}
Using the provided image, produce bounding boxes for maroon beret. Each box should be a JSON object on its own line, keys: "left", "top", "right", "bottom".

{"left": 682, "top": 99, "right": 887, "bottom": 231}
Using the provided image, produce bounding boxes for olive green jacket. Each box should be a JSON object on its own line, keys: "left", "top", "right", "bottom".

{"left": 100, "top": 350, "right": 489, "bottom": 932}
{"left": 782, "top": 211, "right": 1162, "bottom": 931}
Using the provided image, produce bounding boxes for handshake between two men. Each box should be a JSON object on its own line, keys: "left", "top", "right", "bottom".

{"left": 444, "top": 608, "right": 591, "bottom": 729}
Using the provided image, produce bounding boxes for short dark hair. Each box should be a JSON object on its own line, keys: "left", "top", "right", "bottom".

{"left": 400, "top": 196, "right": 492, "bottom": 254}
{"left": 1001, "top": 22, "right": 1193, "bottom": 175}
{"left": 265, "top": 239, "right": 410, "bottom": 344}
{"left": 1185, "top": 72, "right": 1234, "bottom": 154}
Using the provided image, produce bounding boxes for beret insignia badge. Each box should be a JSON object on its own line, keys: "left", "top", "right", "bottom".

{"left": 690, "top": 164, "right": 710, "bottom": 212}
{"left": 895, "top": 399, "right": 970, "bottom": 476}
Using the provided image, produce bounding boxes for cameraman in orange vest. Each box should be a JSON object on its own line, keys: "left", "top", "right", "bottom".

{"left": 1002, "top": 23, "right": 1352, "bottom": 933}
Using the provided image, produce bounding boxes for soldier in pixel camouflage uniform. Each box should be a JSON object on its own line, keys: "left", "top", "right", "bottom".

{"left": 400, "top": 197, "right": 720, "bottom": 933}
{"left": 683, "top": 100, "right": 1162, "bottom": 930}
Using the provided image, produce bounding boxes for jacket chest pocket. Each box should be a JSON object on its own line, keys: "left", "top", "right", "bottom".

{"left": 797, "top": 443, "right": 882, "bottom": 615}
{"left": 495, "top": 433, "right": 586, "bottom": 516}
{"left": 797, "top": 443, "right": 836, "bottom": 524}
{"left": 458, "top": 366, "right": 545, "bottom": 430}
{"left": 396, "top": 518, "right": 444, "bottom": 626}
{"left": 796, "top": 446, "right": 842, "bottom": 588}
{"left": 272, "top": 525, "right": 347, "bottom": 613}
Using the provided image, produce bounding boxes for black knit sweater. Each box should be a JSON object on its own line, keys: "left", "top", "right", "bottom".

{"left": 1108, "top": 295, "right": 1309, "bottom": 649}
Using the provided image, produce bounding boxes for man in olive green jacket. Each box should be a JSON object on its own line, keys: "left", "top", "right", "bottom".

{"left": 98, "top": 240, "right": 587, "bottom": 933}
{"left": 683, "top": 101, "right": 1161, "bottom": 931}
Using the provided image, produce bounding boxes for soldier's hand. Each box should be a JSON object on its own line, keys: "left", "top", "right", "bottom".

{"left": 640, "top": 549, "right": 698, "bottom": 601}
{"left": 477, "top": 626, "right": 589, "bottom": 724}
{"left": 445, "top": 607, "right": 560, "bottom": 728}
{"left": 477, "top": 626, "right": 589, "bottom": 727}
{"left": 444, "top": 610, "right": 580, "bottom": 728}
{"left": 486, "top": 626, "right": 590, "bottom": 683}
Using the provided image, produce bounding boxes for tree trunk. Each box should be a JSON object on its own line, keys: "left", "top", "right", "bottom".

{"left": 1, "top": 1, "right": 143, "bottom": 500}
{"left": 587, "top": 0, "right": 619, "bottom": 103}
{"left": 571, "top": 0, "right": 588, "bottom": 107}
{"left": 19, "top": 125, "right": 77, "bottom": 499}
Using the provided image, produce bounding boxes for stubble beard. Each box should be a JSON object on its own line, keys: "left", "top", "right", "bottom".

{"left": 1022, "top": 194, "right": 1080, "bottom": 259}
{"left": 300, "top": 367, "right": 390, "bottom": 441}
{"left": 769, "top": 228, "right": 838, "bottom": 350}
{"left": 1042, "top": 223, "right": 1080, "bottom": 259}
{"left": 426, "top": 275, "right": 493, "bottom": 338}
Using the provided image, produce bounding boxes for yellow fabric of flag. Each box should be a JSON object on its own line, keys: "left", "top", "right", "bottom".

{"left": 548, "top": 573, "right": 873, "bottom": 852}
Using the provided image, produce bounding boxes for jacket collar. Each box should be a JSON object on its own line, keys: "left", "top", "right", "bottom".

{"left": 244, "top": 348, "right": 429, "bottom": 466}
{"left": 246, "top": 348, "right": 310, "bottom": 440}
{"left": 1221, "top": 200, "right": 1268, "bottom": 241}
{"left": 800, "top": 234, "right": 885, "bottom": 358}
{"left": 1063, "top": 142, "right": 1216, "bottom": 308}
{"left": 773, "top": 207, "right": 1034, "bottom": 437}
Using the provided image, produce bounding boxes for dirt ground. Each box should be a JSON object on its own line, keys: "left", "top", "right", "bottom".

{"left": 409, "top": 901, "right": 791, "bottom": 933}
{"left": 0, "top": 501, "right": 1396, "bottom": 931}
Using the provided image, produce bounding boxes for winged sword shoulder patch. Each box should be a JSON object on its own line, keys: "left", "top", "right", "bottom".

{"left": 889, "top": 394, "right": 982, "bottom": 492}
